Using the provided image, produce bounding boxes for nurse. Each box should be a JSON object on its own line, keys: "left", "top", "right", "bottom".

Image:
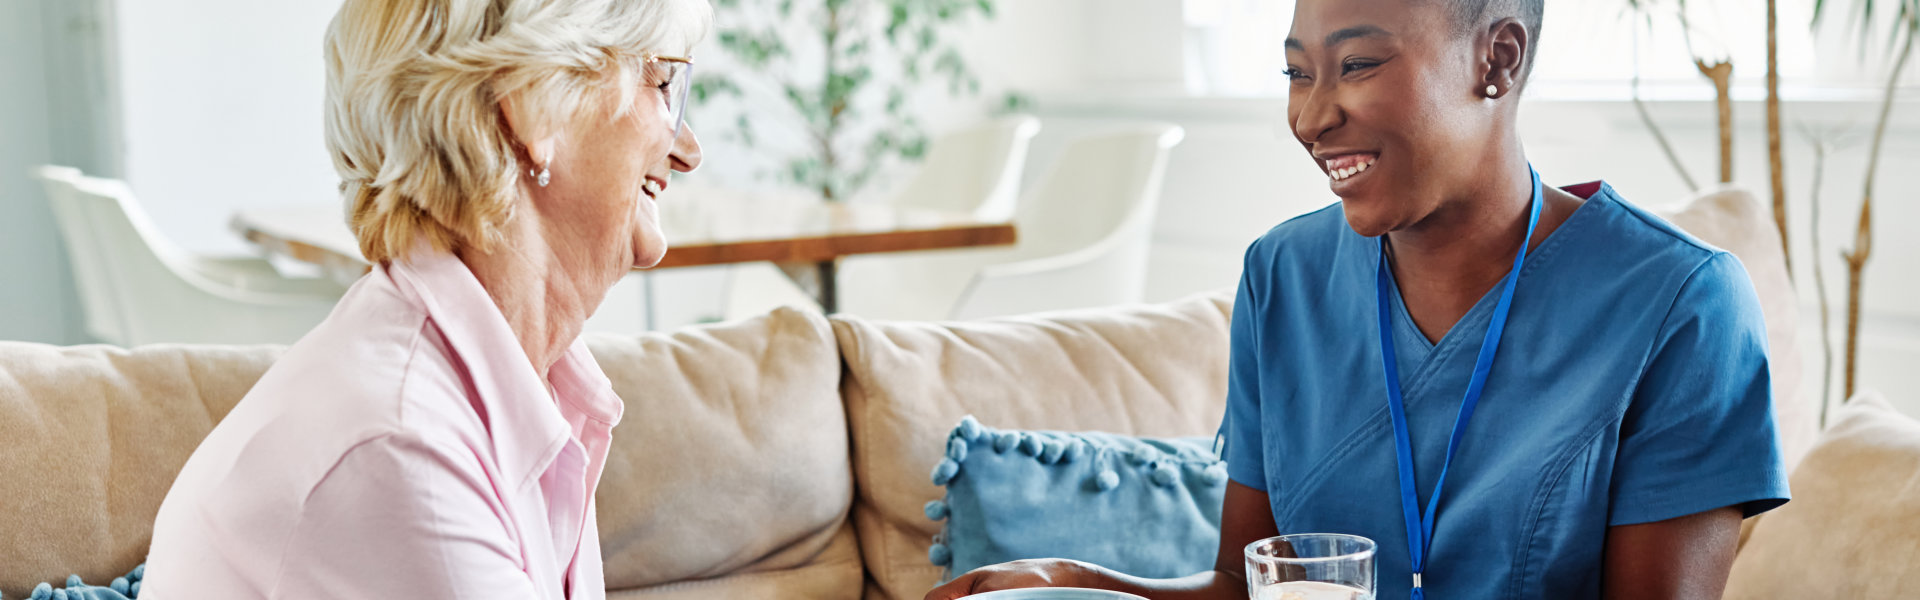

{"left": 925, "top": 0, "right": 1789, "bottom": 599}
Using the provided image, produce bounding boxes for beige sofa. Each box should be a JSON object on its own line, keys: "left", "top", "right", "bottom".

{"left": 2, "top": 189, "right": 1908, "bottom": 599}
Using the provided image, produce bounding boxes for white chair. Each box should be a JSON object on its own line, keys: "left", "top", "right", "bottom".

{"left": 835, "top": 122, "right": 1186, "bottom": 321}
{"left": 47, "top": 169, "right": 344, "bottom": 345}
{"left": 34, "top": 166, "right": 125, "bottom": 344}
{"left": 887, "top": 115, "right": 1042, "bottom": 222}
{"left": 722, "top": 116, "right": 1044, "bottom": 319}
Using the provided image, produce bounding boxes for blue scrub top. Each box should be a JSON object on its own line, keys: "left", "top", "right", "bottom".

{"left": 1222, "top": 182, "right": 1790, "bottom": 600}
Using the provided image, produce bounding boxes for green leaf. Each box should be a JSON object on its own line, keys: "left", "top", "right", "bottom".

{"left": 733, "top": 113, "right": 758, "bottom": 148}
{"left": 899, "top": 133, "right": 930, "bottom": 160}
{"left": 994, "top": 91, "right": 1034, "bottom": 115}
{"left": 863, "top": 130, "right": 898, "bottom": 161}
{"left": 716, "top": 29, "right": 790, "bottom": 68}
{"left": 885, "top": 88, "right": 907, "bottom": 114}
{"left": 1815, "top": 0, "right": 1920, "bottom": 59}
{"left": 785, "top": 157, "right": 822, "bottom": 187}
{"left": 690, "top": 76, "right": 744, "bottom": 105}
{"left": 886, "top": 4, "right": 910, "bottom": 42}
{"left": 784, "top": 83, "right": 826, "bottom": 127}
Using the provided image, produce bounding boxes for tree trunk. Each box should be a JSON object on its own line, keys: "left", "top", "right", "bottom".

{"left": 1843, "top": 21, "right": 1915, "bottom": 400}
{"left": 1808, "top": 138, "right": 1834, "bottom": 428}
{"left": 819, "top": 1, "right": 844, "bottom": 202}
{"left": 1696, "top": 59, "right": 1735, "bottom": 183}
{"left": 1844, "top": 243, "right": 1865, "bottom": 400}
{"left": 1767, "top": 0, "right": 1790, "bottom": 275}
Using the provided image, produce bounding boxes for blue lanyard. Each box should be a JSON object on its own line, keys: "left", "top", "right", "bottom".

{"left": 1376, "top": 166, "right": 1543, "bottom": 600}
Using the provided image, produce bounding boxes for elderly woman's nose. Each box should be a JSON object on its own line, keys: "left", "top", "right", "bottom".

{"left": 670, "top": 124, "right": 702, "bottom": 173}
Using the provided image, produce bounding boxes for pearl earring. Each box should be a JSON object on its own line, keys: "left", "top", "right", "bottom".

{"left": 530, "top": 164, "right": 550, "bottom": 187}
{"left": 1485, "top": 84, "right": 1499, "bottom": 97}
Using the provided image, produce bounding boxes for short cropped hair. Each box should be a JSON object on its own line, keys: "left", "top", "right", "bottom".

{"left": 323, "top": 0, "right": 711, "bottom": 264}
{"left": 1447, "top": 0, "right": 1545, "bottom": 78}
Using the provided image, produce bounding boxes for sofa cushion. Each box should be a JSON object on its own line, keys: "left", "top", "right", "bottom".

{"left": 833, "top": 293, "right": 1234, "bottom": 600}
{"left": 0, "top": 343, "right": 281, "bottom": 596}
{"left": 928, "top": 417, "right": 1226, "bottom": 581}
{"left": 1724, "top": 392, "right": 1920, "bottom": 598}
{"left": 1655, "top": 187, "right": 1812, "bottom": 472}
{"left": 0, "top": 305, "right": 857, "bottom": 599}
{"left": 588, "top": 307, "right": 859, "bottom": 598}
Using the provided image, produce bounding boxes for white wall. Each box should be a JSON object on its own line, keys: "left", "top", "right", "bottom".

{"left": 114, "top": 0, "right": 344, "bottom": 257}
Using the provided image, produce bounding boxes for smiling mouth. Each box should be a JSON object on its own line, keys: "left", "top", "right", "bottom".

{"left": 642, "top": 179, "right": 663, "bottom": 199}
{"left": 1325, "top": 153, "right": 1378, "bottom": 183}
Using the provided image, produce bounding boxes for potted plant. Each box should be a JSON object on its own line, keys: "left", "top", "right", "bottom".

{"left": 691, "top": 0, "right": 998, "bottom": 202}
{"left": 1815, "top": 0, "right": 1918, "bottom": 401}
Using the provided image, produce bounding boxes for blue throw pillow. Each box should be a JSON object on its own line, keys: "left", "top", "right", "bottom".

{"left": 3, "top": 564, "right": 143, "bottom": 600}
{"left": 925, "top": 416, "right": 1228, "bottom": 581}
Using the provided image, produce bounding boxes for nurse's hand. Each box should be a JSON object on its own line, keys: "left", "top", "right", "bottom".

{"left": 923, "top": 558, "right": 1110, "bottom": 599}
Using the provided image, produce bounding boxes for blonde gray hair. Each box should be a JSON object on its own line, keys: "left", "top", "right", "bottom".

{"left": 323, "top": 0, "right": 711, "bottom": 264}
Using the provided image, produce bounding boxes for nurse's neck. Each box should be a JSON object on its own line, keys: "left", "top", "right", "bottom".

{"left": 1384, "top": 150, "right": 1583, "bottom": 343}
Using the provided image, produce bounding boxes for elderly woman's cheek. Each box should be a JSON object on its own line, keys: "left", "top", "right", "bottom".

{"left": 631, "top": 198, "right": 668, "bottom": 269}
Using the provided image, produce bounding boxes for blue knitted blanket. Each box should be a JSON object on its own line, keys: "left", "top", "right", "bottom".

{"left": 1, "top": 564, "right": 143, "bottom": 600}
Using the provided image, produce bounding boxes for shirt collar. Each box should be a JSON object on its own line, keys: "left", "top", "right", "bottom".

{"left": 382, "top": 246, "right": 625, "bottom": 491}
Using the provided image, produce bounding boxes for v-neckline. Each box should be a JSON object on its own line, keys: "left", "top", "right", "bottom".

{"left": 1374, "top": 190, "right": 1607, "bottom": 382}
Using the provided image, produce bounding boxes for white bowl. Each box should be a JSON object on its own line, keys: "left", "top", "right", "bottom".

{"left": 964, "top": 589, "right": 1148, "bottom": 600}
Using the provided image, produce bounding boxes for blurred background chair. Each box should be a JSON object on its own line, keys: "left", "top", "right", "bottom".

{"left": 34, "top": 166, "right": 125, "bottom": 344}
{"left": 888, "top": 115, "right": 1041, "bottom": 222}
{"left": 723, "top": 116, "right": 1043, "bottom": 319}
{"left": 36, "top": 166, "right": 345, "bottom": 346}
{"left": 820, "top": 122, "right": 1185, "bottom": 321}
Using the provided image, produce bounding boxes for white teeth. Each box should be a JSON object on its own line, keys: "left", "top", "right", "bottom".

{"left": 644, "top": 180, "right": 663, "bottom": 196}
{"left": 1330, "top": 159, "right": 1374, "bottom": 182}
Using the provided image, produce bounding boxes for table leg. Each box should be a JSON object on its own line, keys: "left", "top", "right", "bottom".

{"left": 642, "top": 271, "right": 657, "bottom": 331}
{"left": 817, "top": 259, "right": 839, "bottom": 314}
{"left": 772, "top": 260, "right": 840, "bottom": 314}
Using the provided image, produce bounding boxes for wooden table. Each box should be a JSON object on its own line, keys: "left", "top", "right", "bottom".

{"left": 231, "top": 185, "right": 1017, "bottom": 314}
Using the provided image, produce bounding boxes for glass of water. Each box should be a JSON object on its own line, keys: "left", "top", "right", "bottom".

{"left": 1244, "top": 533, "right": 1376, "bottom": 600}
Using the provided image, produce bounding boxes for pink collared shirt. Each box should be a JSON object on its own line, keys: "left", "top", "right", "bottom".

{"left": 145, "top": 249, "right": 624, "bottom": 599}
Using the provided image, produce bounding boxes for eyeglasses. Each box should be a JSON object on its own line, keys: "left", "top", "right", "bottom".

{"left": 643, "top": 54, "right": 694, "bottom": 142}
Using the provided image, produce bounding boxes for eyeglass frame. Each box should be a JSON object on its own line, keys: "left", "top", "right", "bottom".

{"left": 643, "top": 54, "right": 694, "bottom": 143}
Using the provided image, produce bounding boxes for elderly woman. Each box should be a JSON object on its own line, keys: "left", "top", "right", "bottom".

{"left": 143, "top": 0, "right": 707, "bottom": 597}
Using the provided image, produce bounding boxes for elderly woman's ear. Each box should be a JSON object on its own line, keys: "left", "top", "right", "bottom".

{"left": 499, "top": 93, "right": 559, "bottom": 176}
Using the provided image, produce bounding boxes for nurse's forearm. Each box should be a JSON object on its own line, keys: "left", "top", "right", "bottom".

{"left": 1086, "top": 565, "right": 1245, "bottom": 600}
